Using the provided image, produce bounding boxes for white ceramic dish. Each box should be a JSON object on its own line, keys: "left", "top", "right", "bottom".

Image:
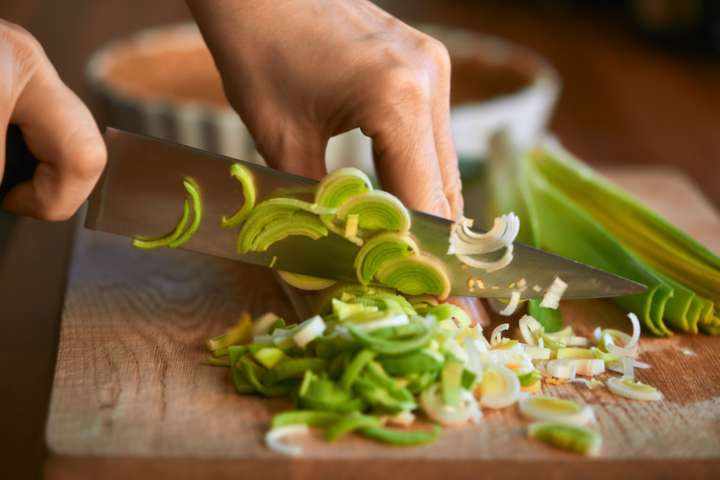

{"left": 87, "top": 23, "right": 559, "bottom": 174}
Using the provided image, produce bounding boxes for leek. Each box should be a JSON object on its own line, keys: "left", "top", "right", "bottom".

{"left": 486, "top": 135, "right": 720, "bottom": 335}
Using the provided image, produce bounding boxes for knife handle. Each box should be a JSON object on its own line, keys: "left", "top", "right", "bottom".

{"left": 1, "top": 125, "right": 39, "bottom": 202}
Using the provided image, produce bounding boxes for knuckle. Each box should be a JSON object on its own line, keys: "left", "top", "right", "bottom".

{"left": 65, "top": 131, "right": 107, "bottom": 180}
{"left": 380, "top": 65, "right": 431, "bottom": 106}
{"left": 0, "top": 21, "right": 44, "bottom": 61}
{"left": 417, "top": 34, "right": 451, "bottom": 71}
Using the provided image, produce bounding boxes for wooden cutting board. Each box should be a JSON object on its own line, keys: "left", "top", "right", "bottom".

{"left": 45, "top": 168, "right": 720, "bottom": 480}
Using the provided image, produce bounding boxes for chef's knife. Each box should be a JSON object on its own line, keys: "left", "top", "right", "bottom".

{"left": 80, "top": 128, "right": 645, "bottom": 300}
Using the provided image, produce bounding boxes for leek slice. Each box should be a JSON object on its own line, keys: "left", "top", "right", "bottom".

{"left": 354, "top": 233, "right": 419, "bottom": 285}
{"left": 237, "top": 199, "right": 330, "bottom": 253}
{"left": 336, "top": 191, "right": 411, "bottom": 233}
{"left": 265, "top": 425, "right": 309, "bottom": 456}
{"left": 528, "top": 422, "right": 602, "bottom": 456}
{"left": 315, "top": 167, "right": 373, "bottom": 242}
{"left": 480, "top": 364, "right": 521, "bottom": 408}
{"left": 221, "top": 163, "right": 256, "bottom": 228}
{"left": 315, "top": 167, "right": 373, "bottom": 208}
{"left": 532, "top": 142, "right": 720, "bottom": 334}
{"left": 133, "top": 177, "right": 202, "bottom": 249}
{"left": 607, "top": 376, "right": 663, "bottom": 401}
{"left": 519, "top": 396, "right": 595, "bottom": 426}
{"left": 278, "top": 271, "right": 336, "bottom": 290}
{"left": 375, "top": 254, "right": 451, "bottom": 300}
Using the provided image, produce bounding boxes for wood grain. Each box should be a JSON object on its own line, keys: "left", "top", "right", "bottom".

{"left": 45, "top": 169, "right": 720, "bottom": 479}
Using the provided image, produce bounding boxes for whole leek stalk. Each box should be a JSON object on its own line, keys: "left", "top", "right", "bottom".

{"left": 485, "top": 134, "right": 720, "bottom": 335}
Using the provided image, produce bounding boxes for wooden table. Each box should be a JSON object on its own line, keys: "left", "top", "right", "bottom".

{"left": 44, "top": 168, "right": 720, "bottom": 479}
{"left": 0, "top": 0, "right": 719, "bottom": 477}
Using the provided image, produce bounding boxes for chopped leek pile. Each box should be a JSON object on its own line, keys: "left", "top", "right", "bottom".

{"left": 486, "top": 135, "right": 720, "bottom": 335}
{"left": 207, "top": 285, "right": 663, "bottom": 456}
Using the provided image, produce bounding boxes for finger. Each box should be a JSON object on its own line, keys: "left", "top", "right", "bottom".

{"left": 426, "top": 38, "right": 463, "bottom": 220}
{"left": 254, "top": 126, "right": 329, "bottom": 181}
{"left": 363, "top": 78, "right": 451, "bottom": 219}
{"left": 3, "top": 43, "right": 105, "bottom": 220}
{"left": 448, "top": 296, "right": 491, "bottom": 328}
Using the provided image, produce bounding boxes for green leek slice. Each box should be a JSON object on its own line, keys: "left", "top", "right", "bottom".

{"left": 375, "top": 254, "right": 451, "bottom": 300}
{"left": 278, "top": 271, "right": 337, "bottom": 290}
{"left": 221, "top": 163, "right": 256, "bottom": 228}
{"left": 528, "top": 421, "right": 602, "bottom": 456}
{"left": 237, "top": 199, "right": 330, "bottom": 253}
{"left": 354, "top": 233, "right": 419, "bottom": 285}
{"left": 336, "top": 191, "right": 411, "bottom": 233}
{"left": 315, "top": 167, "right": 373, "bottom": 240}
{"left": 133, "top": 177, "right": 202, "bottom": 249}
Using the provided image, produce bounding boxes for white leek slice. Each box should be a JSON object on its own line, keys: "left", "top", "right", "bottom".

{"left": 293, "top": 315, "right": 326, "bottom": 348}
{"left": 523, "top": 344, "right": 552, "bottom": 360}
{"left": 384, "top": 411, "right": 415, "bottom": 427}
{"left": 457, "top": 245, "right": 514, "bottom": 272}
{"left": 420, "top": 384, "right": 479, "bottom": 426}
{"left": 607, "top": 376, "right": 663, "bottom": 401}
{"left": 606, "top": 313, "right": 641, "bottom": 357}
{"left": 519, "top": 314, "right": 544, "bottom": 345}
{"left": 565, "top": 336, "right": 590, "bottom": 347}
{"left": 556, "top": 348, "right": 595, "bottom": 360}
{"left": 252, "top": 312, "right": 282, "bottom": 337}
{"left": 539, "top": 276, "right": 568, "bottom": 309}
{"left": 621, "top": 356, "right": 635, "bottom": 380}
{"left": 519, "top": 396, "right": 595, "bottom": 426}
{"left": 546, "top": 360, "right": 576, "bottom": 380}
{"left": 548, "top": 358, "right": 605, "bottom": 377}
{"left": 448, "top": 213, "right": 520, "bottom": 255}
{"left": 480, "top": 364, "right": 521, "bottom": 408}
{"left": 499, "top": 290, "right": 522, "bottom": 316}
{"left": 265, "top": 425, "right": 309, "bottom": 456}
{"left": 352, "top": 313, "right": 409, "bottom": 332}
{"left": 490, "top": 323, "right": 510, "bottom": 345}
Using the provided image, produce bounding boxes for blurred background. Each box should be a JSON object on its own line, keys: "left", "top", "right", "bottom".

{"left": 1, "top": 0, "right": 718, "bottom": 206}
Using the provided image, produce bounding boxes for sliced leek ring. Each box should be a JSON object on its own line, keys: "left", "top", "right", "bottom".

{"left": 375, "top": 254, "right": 451, "bottom": 299}
{"left": 278, "top": 271, "right": 336, "bottom": 290}
{"left": 221, "top": 163, "right": 256, "bottom": 228}
{"left": 519, "top": 396, "right": 595, "bottom": 426}
{"left": 354, "top": 233, "right": 419, "bottom": 285}
{"left": 315, "top": 167, "right": 373, "bottom": 208}
{"left": 336, "top": 191, "right": 411, "bottom": 233}
{"left": 420, "top": 384, "right": 480, "bottom": 426}
{"left": 548, "top": 358, "right": 605, "bottom": 377}
{"left": 607, "top": 376, "right": 663, "bottom": 401}
{"left": 480, "top": 364, "right": 521, "bottom": 409}
{"left": 252, "top": 211, "right": 328, "bottom": 251}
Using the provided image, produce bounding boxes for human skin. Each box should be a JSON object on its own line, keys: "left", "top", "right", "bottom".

{"left": 188, "top": 0, "right": 488, "bottom": 324}
{"left": 0, "top": 19, "right": 106, "bottom": 220}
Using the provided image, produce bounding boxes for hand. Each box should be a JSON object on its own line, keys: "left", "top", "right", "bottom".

{"left": 188, "top": 0, "right": 461, "bottom": 219}
{"left": 189, "top": 0, "right": 487, "bottom": 324}
{"left": 0, "top": 20, "right": 105, "bottom": 220}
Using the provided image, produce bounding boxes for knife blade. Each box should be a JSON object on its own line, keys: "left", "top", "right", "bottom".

{"left": 86, "top": 128, "right": 646, "bottom": 299}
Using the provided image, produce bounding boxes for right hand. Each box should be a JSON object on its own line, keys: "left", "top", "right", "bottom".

{"left": 0, "top": 20, "right": 106, "bottom": 220}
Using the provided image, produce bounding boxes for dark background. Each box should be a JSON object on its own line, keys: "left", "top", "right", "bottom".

{"left": 0, "top": 0, "right": 718, "bottom": 477}
{"left": 1, "top": 0, "right": 718, "bottom": 205}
